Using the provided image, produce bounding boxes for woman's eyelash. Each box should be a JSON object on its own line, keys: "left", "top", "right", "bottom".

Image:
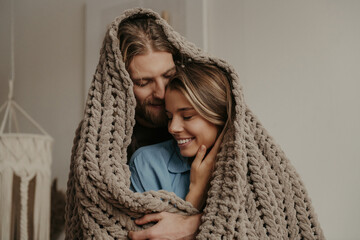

{"left": 166, "top": 114, "right": 194, "bottom": 121}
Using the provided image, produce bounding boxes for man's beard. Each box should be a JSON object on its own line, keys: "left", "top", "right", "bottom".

{"left": 135, "top": 99, "right": 168, "bottom": 128}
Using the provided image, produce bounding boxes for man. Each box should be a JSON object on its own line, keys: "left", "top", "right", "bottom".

{"left": 118, "top": 16, "right": 203, "bottom": 239}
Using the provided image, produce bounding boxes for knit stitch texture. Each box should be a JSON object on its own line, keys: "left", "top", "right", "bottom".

{"left": 65, "top": 8, "right": 324, "bottom": 239}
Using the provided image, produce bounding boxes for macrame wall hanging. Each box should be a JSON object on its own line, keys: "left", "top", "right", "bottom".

{"left": 0, "top": 0, "right": 53, "bottom": 239}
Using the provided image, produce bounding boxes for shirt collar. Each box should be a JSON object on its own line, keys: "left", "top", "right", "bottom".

{"left": 167, "top": 142, "right": 191, "bottom": 173}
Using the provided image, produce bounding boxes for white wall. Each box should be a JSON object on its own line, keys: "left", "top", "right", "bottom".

{"left": 1, "top": 0, "right": 359, "bottom": 239}
{"left": 207, "top": 1, "right": 360, "bottom": 239}
{"left": 0, "top": 0, "right": 86, "bottom": 191}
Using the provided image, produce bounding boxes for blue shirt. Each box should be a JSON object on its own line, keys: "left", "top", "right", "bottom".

{"left": 129, "top": 140, "right": 191, "bottom": 199}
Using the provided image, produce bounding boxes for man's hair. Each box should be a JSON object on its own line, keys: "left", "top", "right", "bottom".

{"left": 167, "top": 63, "right": 234, "bottom": 132}
{"left": 118, "top": 17, "right": 178, "bottom": 69}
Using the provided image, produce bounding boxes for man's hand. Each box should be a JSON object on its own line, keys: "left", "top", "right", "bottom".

{"left": 128, "top": 212, "right": 202, "bottom": 240}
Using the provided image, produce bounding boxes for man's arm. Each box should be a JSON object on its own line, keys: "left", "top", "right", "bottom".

{"left": 128, "top": 212, "right": 202, "bottom": 240}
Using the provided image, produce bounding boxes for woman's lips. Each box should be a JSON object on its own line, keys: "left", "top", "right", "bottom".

{"left": 176, "top": 137, "right": 195, "bottom": 147}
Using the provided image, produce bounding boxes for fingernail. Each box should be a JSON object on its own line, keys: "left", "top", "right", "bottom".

{"left": 201, "top": 145, "right": 206, "bottom": 151}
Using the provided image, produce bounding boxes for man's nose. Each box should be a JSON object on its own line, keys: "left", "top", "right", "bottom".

{"left": 153, "top": 78, "right": 167, "bottom": 99}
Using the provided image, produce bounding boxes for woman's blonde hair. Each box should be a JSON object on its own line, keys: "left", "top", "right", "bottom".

{"left": 167, "top": 63, "right": 234, "bottom": 132}
{"left": 118, "top": 17, "right": 179, "bottom": 69}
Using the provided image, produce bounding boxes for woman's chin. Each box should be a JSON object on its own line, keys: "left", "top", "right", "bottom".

{"left": 179, "top": 149, "right": 197, "bottom": 158}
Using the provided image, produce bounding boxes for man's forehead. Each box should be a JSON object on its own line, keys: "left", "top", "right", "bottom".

{"left": 128, "top": 52, "right": 175, "bottom": 79}
{"left": 130, "top": 65, "right": 176, "bottom": 79}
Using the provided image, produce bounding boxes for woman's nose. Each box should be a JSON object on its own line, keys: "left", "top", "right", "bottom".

{"left": 168, "top": 118, "right": 183, "bottom": 134}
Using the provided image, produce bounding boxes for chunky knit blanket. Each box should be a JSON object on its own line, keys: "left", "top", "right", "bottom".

{"left": 65, "top": 8, "right": 324, "bottom": 239}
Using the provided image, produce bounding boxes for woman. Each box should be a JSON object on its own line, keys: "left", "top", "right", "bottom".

{"left": 129, "top": 62, "right": 233, "bottom": 210}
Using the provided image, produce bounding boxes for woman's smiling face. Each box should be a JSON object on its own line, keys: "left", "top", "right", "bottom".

{"left": 165, "top": 89, "right": 219, "bottom": 157}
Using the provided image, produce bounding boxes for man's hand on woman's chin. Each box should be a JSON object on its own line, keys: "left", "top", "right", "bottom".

{"left": 128, "top": 212, "right": 202, "bottom": 240}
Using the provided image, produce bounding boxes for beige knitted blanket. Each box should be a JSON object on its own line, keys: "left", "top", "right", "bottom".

{"left": 65, "top": 8, "right": 324, "bottom": 239}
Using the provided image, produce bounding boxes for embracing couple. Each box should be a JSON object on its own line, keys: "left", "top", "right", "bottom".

{"left": 65, "top": 8, "right": 324, "bottom": 240}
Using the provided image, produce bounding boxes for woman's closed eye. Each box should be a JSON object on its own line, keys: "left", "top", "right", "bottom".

{"left": 183, "top": 115, "right": 193, "bottom": 120}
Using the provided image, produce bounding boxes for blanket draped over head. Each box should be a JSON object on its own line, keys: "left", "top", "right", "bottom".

{"left": 65, "top": 8, "right": 324, "bottom": 239}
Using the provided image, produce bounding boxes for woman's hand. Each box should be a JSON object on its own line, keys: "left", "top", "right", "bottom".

{"left": 185, "top": 133, "right": 223, "bottom": 210}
